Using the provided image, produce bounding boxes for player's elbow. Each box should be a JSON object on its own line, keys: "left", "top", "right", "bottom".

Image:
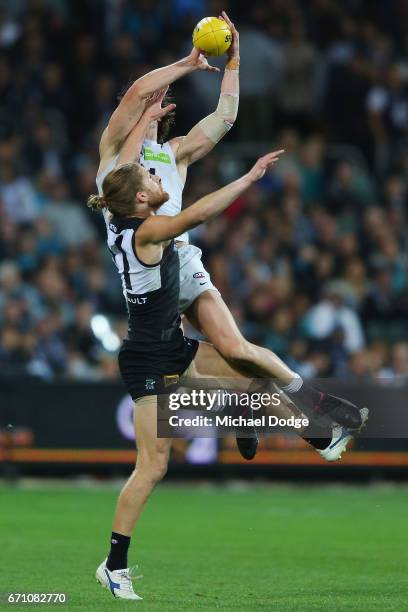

{"left": 198, "top": 102, "right": 238, "bottom": 144}
{"left": 216, "top": 93, "right": 239, "bottom": 125}
{"left": 131, "top": 81, "right": 151, "bottom": 101}
{"left": 119, "top": 83, "right": 144, "bottom": 108}
{"left": 224, "top": 115, "right": 237, "bottom": 128}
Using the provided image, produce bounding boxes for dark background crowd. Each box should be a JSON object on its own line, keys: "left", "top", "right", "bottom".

{"left": 0, "top": 0, "right": 407, "bottom": 382}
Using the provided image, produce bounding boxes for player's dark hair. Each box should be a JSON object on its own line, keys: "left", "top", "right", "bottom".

{"left": 117, "top": 82, "right": 176, "bottom": 144}
{"left": 157, "top": 90, "right": 176, "bottom": 143}
{"left": 87, "top": 163, "right": 145, "bottom": 217}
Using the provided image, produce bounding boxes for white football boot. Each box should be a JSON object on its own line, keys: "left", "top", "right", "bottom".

{"left": 318, "top": 407, "right": 369, "bottom": 462}
{"left": 272, "top": 384, "right": 369, "bottom": 463}
{"left": 96, "top": 558, "right": 142, "bottom": 600}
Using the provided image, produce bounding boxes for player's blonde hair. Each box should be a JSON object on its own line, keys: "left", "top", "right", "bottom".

{"left": 87, "top": 163, "right": 145, "bottom": 217}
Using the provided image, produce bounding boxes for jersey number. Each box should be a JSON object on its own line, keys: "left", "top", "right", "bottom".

{"left": 109, "top": 235, "right": 132, "bottom": 291}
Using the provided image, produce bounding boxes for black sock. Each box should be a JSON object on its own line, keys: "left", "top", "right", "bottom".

{"left": 300, "top": 425, "right": 331, "bottom": 450}
{"left": 289, "top": 384, "right": 323, "bottom": 412}
{"left": 282, "top": 378, "right": 329, "bottom": 418}
{"left": 279, "top": 378, "right": 331, "bottom": 450}
{"left": 106, "top": 532, "right": 131, "bottom": 571}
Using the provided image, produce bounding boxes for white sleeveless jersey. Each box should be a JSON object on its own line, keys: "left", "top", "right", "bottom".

{"left": 96, "top": 139, "right": 188, "bottom": 242}
{"left": 140, "top": 139, "right": 187, "bottom": 242}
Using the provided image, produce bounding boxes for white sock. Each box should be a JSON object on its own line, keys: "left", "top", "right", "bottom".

{"left": 282, "top": 375, "right": 303, "bottom": 394}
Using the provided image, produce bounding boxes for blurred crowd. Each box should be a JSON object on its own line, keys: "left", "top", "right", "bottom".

{"left": 0, "top": 0, "right": 407, "bottom": 382}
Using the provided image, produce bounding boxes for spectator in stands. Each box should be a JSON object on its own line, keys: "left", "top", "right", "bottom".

{"left": 0, "top": 0, "right": 407, "bottom": 381}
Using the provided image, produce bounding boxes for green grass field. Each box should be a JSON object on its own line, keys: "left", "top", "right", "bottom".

{"left": 1, "top": 483, "right": 408, "bottom": 611}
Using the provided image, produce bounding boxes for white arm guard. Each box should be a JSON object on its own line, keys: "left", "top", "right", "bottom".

{"left": 198, "top": 92, "right": 239, "bottom": 143}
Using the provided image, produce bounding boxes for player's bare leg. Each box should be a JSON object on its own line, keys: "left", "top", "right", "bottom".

{"left": 109, "top": 345, "right": 297, "bottom": 549}
{"left": 185, "top": 290, "right": 364, "bottom": 431}
{"left": 185, "top": 290, "right": 295, "bottom": 382}
{"left": 96, "top": 397, "right": 171, "bottom": 599}
{"left": 183, "top": 341, "right": 368, "bottom": 461}
{"left": 104, "top": 350, "right": 250, "bottom": 568}
{"left": 184, "top": 294, "right": 313, "bottom": 422}
{"left": 112, "top": 397, "right": 172, "bottom": 537}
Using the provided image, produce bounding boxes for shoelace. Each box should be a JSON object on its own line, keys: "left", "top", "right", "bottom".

{"left": 118, "top": 565, "right": 143, "bottom": 583}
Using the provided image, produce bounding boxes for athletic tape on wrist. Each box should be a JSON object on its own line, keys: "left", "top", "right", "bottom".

{"left": 198, "top": 93, "right": 239, "bottom": 143}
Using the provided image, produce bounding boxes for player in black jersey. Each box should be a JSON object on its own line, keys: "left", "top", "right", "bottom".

{"left": 90, "top": 138, "right": 367, "bottom": 599}
{"left": 96, "top": 20, "right": 364, "bottom": 464}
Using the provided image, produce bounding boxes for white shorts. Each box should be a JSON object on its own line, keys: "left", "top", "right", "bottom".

{"left": 177, "top": 244, "right": 219, "bottom": 314}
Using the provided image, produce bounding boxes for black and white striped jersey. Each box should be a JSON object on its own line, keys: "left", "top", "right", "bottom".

{"left": 107, "top": 215, "right": 181, "bottom": 343}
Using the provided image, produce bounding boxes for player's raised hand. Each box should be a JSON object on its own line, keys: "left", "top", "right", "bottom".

{"left": 247, "top": 150, "right": 285, "bottom": 181}
{"left": 186, "top": 47, "right": 220, "bottom": 72}
{"left": 219, "top": 11, "right": 239, "bottom": 60}
{"left": 144, "top": 87, "right": 176, "bottom": 122}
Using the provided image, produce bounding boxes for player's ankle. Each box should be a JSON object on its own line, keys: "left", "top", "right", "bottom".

{"left": 106, "top": 532, "right": 131, "bottom": 571}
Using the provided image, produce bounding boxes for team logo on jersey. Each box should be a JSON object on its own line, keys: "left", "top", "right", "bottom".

{"left": 164, "top": 374, "right": 180, "bottom": 387}
{"left": 145, "top": 378, "right": 156, "bottom": 390}
{"left": 143, "top": 147, "right": 171, "bottom": 164}
{"left": 193, "top": 272, "right": 205, "bottom": 279}
{"left": 109, "top": 223, "right": 118, "bottom": 232}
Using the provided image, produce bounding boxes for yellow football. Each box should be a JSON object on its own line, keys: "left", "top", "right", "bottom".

{"left": 193, "top": 17, "right": 232, "bottom": 57}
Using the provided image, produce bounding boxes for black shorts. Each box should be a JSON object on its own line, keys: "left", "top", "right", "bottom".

{"left": 118, "top": 336, "right": 199, "bottom": 400}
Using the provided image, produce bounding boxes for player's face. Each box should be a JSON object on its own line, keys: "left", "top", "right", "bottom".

{"left": 142, "top": 168, "right": 169, "bottom": 208}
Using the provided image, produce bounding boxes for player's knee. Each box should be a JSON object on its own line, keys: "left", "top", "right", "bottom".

{"left": 216, "top": 335, "right": 249, "bottom": 364}
{"left": 152, "top": 460, "right": 168, "bottom": 483}
{"left": 147, "top": 452, "right": 169, "bottom": 484}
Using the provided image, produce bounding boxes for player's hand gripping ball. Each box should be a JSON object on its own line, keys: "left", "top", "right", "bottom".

{"left": 193, "top": 17, "right": 232, "bottom": 57}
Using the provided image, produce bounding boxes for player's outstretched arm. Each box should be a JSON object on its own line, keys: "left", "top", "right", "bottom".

{"left": 173, "top": 11, "right": 240, "bottom": 169}
{"left": 103, "top": 49, "right": 219, "bottom": 156}
{"left": 139, "top": 150, "right": 284, "bottom": 244}
{"left": 117, "top": 89, "right": 176, "bottom": 165}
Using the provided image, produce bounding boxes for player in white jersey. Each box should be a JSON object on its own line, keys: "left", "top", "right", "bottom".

{"left": 97, "top": 13, "right": 264, "bottom": 460}
{"left": 96, "top": 12, "right": 367, "bottom": 462}
{"left": 97, "top": 15, "right": 235, "bottom": 313}
{"left": 96, "top": 16, "right": 296, "bottom": 388}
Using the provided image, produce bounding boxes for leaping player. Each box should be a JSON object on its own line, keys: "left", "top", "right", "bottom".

{"left": 91, "top": 89, "right": 368, "bottom": 599}
{"left": 96, "top": 12, "right": 366, "bottom": 465}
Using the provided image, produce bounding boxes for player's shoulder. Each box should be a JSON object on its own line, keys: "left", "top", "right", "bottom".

{"left": 136, "top": 214, "right": 173, "bottom": 241}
